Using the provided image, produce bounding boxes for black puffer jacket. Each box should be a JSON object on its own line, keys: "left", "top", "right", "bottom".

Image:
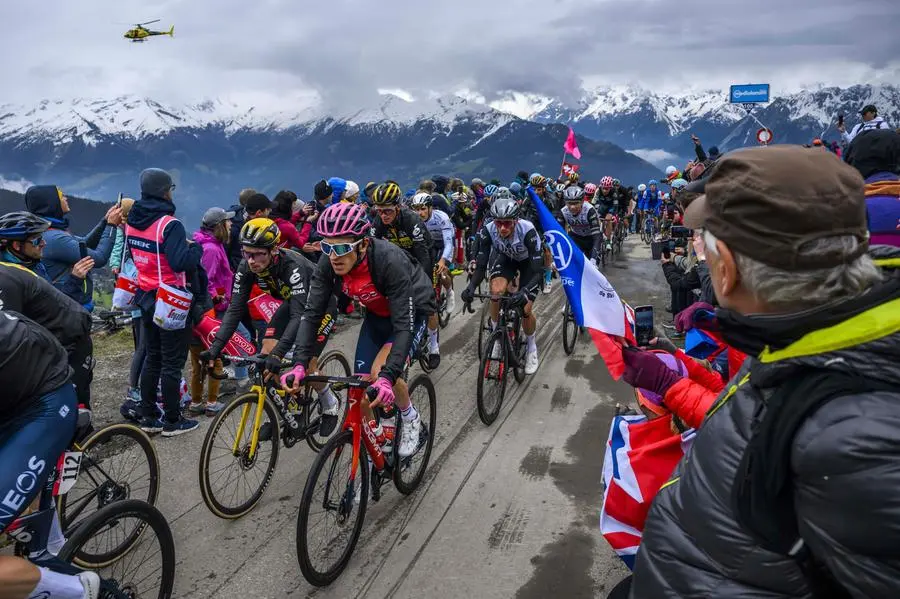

{"left": 631, "top": 267, "right": 900, "bottom": 598}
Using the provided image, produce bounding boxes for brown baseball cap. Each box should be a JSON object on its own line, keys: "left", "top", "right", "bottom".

{"left": 683, "top": 145, "right": 869, "bottom": 270}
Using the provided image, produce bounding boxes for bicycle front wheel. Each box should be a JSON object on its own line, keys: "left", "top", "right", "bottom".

{"left": 58, "top": 499, "right": 175, "bottom": 599}
{"left": 199, "top": 392, "right": 281, "bottom": 519}
{"left": 562, "top": 300, "right": 578, "bottom": 355}
{"left": 306, "top": 351, "right": 352, "bottom": 452}
{"left": 477, "top": 329, "right": 508, "bottom": 425}
{"left": 296, "top": 430, "right": 369, "bottom": 587}
{"left": 394, "top": 374, "right": 437, "bottom": 494}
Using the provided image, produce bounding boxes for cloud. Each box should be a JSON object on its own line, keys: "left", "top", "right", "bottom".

{"left": 0, "top": 176, "right": 35, "bottom": 194}
{"left": 1, "top": 0, "right": 897, "bottom": 109}
{"left": 626, "top": 149, "right": 680, "bottom": 167}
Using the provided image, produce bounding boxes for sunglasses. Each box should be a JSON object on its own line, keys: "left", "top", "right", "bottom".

{"left": 321, "top": 238, "right": 365, "bottom": 257}
{"left": 241, "top": 248, "right": 270, "bottom": 261}
{"left": 494, "top": 219, "right": 516, "bottom": 228}
{"left": 25, "top": 236, "right": 44, "bottom": 247}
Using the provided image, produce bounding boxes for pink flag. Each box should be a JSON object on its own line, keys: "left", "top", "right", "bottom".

{"left": 564, "top": 126, "right": 581, "bottom": 159}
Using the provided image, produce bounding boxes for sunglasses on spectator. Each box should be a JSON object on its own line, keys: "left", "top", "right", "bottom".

{"left": 321, "top": 239, "right": 365, "bottom": 257}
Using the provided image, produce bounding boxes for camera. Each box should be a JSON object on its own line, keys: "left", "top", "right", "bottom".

{"left": 670, "top": 225, "right": 693, "bottom": 239}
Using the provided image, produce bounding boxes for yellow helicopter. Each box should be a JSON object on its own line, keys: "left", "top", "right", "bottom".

{"left": 123, "top": 20, "right": 174, "bottom": 42}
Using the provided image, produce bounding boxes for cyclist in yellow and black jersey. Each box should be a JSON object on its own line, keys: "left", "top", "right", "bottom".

{"left": 370, "top": 182, "right": 433, "bottom": 279}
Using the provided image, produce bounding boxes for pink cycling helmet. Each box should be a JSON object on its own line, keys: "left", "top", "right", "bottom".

{"left": 600, "top": 176, "right": 614, "bottom": 189}
{"left": 317, "top": 202, "right": 371, "bottom": 239}
{"left": 583, "top": 182, "right": 598, "bottom": 197}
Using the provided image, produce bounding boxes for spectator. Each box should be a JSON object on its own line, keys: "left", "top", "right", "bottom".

{"left": 270, "top": 190, "right": 308, "bottom": 250}
{"left": 327, "top": 177, "right": 347, "bottom": 206}
{"left": 624, "top": 145, "right": 900, "bottom": 598}
{"left": 844, "top": 128, "right": 900, "bottom": 248}
{"left": 361, "top": 181, "right": 378, "bottom": 206}
{"left": 125, "top": 168, "right": 203, "bottom": 437}
{"left": 24, "top": 185, "right": 121, "bottom": 310}
{"left": 342, "top": 181, "right": 360, "bottom": 204}
{"left": 660, "top": 231, "right": 703, "bottom": 324}
{"left": 839, "top": 104, "right": 891, "bottom": 145}
{"left": 228, "top": 188, "right": 257, "bottom": 271}
{"left": 299, "top": 180, "right": 333, "bottom": 263}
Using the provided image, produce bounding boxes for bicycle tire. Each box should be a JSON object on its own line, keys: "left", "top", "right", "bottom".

{"left": 57, "top": 499, "right": 175, "bottom": 599}
{"left": 305, "top": 350, "right": 352, "bottom": 452}
{"left": 477, "top": 301, "right": 490, "bottom": 361}
{"left": 476, "top": 329, "right": 508, "bottom": 425}
{"left": 511, "top": 311, "right": 526, "bottom": 383}
{"left": 438, "top": 288, "right": 451, "bottom": 329}
{"left": 562, "top": 301, "right": 578, "bottom": 355}
{"left": 58, "top": 423, "right": 160, "bottom": 565}
{"left": 198, "top": 392, "right": 280, "bottom": 519}
{"left": 296, "top": 430, "right": 369, "bottom": 587}
{"left": 393, "top": 374, "right": 437, "bottom": 494}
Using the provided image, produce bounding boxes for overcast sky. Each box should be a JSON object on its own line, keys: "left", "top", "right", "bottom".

{"left": 3, "top": 0, "right": 898, "bottom": 111}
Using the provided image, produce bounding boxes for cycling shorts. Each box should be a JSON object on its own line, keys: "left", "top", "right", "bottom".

{"left": 429, "top": 244, "right": 445, "bottom": 267}
{"left": 487, "top": 250, "right": 539, "bottom": 286}
{"left": 353, "top": 312, "right": 427, "bottom": 377}
{"left": 264, "top": 295, "right": 338, "bottom": 358}
{"left": 0, "top": 383, "right": 77, "bottom": 533}
{"left": 571, "top": 235, "right": 595, "bottom": 256}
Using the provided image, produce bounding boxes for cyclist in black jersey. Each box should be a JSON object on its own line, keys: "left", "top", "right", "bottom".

{"left": 462, "top": 197, "right": 543, "bottom": 374}
{"left": 200, "top": 218, "right": 341, "bottom": 434}
{"left": 370, "top": 183, "right": 432, "bottom": 278}
{"left": 560, "top": 186, "right": 603, "bottom": 264}
{"left": 520, "top": 174, "right": 559, "bottom": 294}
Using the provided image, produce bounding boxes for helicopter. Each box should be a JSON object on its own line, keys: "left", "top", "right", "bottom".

{"left": 123, "top": 19, "right": 174, "bottom": 42}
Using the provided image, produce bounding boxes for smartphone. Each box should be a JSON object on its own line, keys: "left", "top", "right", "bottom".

{"left": 837, "top": 114, "right": 844, "bottom": 127}
{"left": 78, "top": 241, "right": 88, "bottom": 259}
{"left": 634, "top": 305, "right": 654, "bottom": 347}
{"left": 115, "top": 192, "right": 123, "bottom": 209}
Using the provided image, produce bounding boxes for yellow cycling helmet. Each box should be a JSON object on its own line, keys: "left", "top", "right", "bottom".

{"left": 240, "top": 217, "right": 281, "bottom": 248}
{"left": 371, "top": 182, "right": 402, "bottom": 206}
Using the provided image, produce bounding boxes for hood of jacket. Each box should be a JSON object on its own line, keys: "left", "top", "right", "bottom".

{"left": 192, "top": 228, "right": 220, "bottom": 248}
{"left": 24, "top": 185, "right": 67, "bottom": 227}
{"left": 127, "top": 195, "right": 176, "bottom": 230}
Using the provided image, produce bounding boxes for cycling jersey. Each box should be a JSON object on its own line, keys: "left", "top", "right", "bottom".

{"left": 422, "top": 209, "right": 455, "bottom": 263}
{"left": 520, "top": 190, "right": 561, "bottom": 235}
{"left": 293, "top": 238, "right": 436, "bottom": 383}
{"left": 372, "top": 207, "right": 433, "bottom": 274}
{"left": 614, "top": 187, "right": 630, "bottom": 213}
{"left": 561, "top": 203, "right": 603, "bottom": 257}
{"left": 470, "top": 219, "right": 543, "bottom": 301}
{"left": 593, "top": 190, "right": 618, "bottom": 216}
{"left": 210, "top": 248, "right": 316, "bottom": 359}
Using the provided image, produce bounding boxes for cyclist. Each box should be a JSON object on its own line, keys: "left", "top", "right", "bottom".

{"left": 411, "top": 191, "right": 454, "bottom": 368}
{"left": 560, "top": 186, "right": 603, "bottom": 264}
{"left": 613, "top": 179, "right": 630, "bottom": 237}
{"left": 281, "top": 203, "right": 436, "bottom": 458}
{"left": 633, "top": 183, "right": 647, "bottom": 233}
{"left": 0, "top": 211, "right": 95, "bottom": 413}
{"left": 0, "top": 308, "right": 101, "bottom": 599}
{"left": 583, "top": 182, "right": 598, "bottom": 204}
{"left": 461, "top": 197, "right": 542, "bottom": 374}
{"left": 200, "top": 218, "right": 341, "bottom": 435}
{"left": 593, "top": 176, "right": 618, "bottom": 251}
{"left": 370, "top": 182, "right": 433, "bottom": 279}
{"left": 521, "top": 173, "right": 557, "bottom": 294}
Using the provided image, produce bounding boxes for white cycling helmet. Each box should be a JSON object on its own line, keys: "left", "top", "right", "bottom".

{"left": 638, "top": 183, "right": 647, "bottom": 192}
{"left": 665, "top": 165, "right": 677, "bottom": 177}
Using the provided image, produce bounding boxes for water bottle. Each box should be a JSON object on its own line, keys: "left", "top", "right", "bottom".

{"left": 368, "top": 420, "right": 386, "bottom": 447}
{"left": 381, "top": 416, "right": 396, "bottom": 452}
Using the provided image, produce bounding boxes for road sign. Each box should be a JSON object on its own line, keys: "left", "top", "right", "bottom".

{"left": 757, "top": 128, "right": 773, "bottom": 144}
{"left": 730, "top": 84, "right": 770, "bottom": 104}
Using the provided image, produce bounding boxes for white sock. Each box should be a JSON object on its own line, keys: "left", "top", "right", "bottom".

{"left": 317, "top": 386, "right": 338, "bottom": 411}
{"left": 401, "top": 403, "right": 418, "bottom": 422}
{"left": 30, "top": 567, "right": 86, "bottom": 599}
{"left": 47, "top": 510, "right": 66, "bottom": 555}
{"left": 428, "top": 328, "right": 439, "bottom": 352}
{"left": 526, "top": 333, "right": 537, "bottom": 353}
{"left": 489, "top": 318, "right": 497, "bottom": 331}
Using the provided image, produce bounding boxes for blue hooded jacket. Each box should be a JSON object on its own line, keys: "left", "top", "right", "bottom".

{"left": 24, "top": 185, "right": 116, "bottom": 311}
{"left": 327, "top": 177, "right": 347, "bottom": 205}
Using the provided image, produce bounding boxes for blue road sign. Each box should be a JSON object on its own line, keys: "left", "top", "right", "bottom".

{"left": 729, "top": 84, "right": 770, "bottom": 104}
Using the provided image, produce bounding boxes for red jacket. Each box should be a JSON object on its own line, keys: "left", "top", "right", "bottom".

{"left": 274, "top": 217, "right": 311, "bottom": 250}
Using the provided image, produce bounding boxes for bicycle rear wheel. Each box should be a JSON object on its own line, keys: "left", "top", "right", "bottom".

{"left": 438, "top": 286, "right": 451, "bottom": 328}
{"left": 562, "top": 300, "right": 578, "bottom": 355}
{"left": 296, "top": 430, "right": 369, "bottom": 587}
{"left": 198, "top": 392, "right": 281, "bottom": 519}
{"left": 477, "top": 330, "right": 508, "bottom": 425}
{"left": 306, "top": 351, "right": 352, "bottom": 452}
{"left": 393, "top": 374, "right": 437, "bottom": 494}
{"left": 58, "top": 499, "right": 175, "bottom": 599}
{"left": 58, "top": 423, "right": 159, "bottom": 539}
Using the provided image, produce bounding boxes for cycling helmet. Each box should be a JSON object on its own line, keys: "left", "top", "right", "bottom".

{"left": 317, "top": 202, "right": 371, "bottom": 239}
{"left": 648, "top": 179, "right": 659, "bottom": 186}
{"left": 563, "top": 186, "right": 585, "bottom": 202}
{"left": 509, "top": 182, "right": 522, "bottom": 194}
{"left": 494, "top": 187, "right": 513, "bottom": 200}
{"left": 484, "top": 184, "right": 499, "bottom": 197}
{"left": 471, "top": 177, "right": 485, "bottom": 189}
{"left": 529, "top": 173, "right": 546, "bottom": 187}
{"left": 583, "top": 183, "right": 598, "bottom": 197}
{"left": 371, "top": 182, "right": 402, "bottom": 206}
{"left": 599, "top": 176, "right": 614, "bottom": 189}
{"left": 665, "top": 165, "right": 677, "bottom": 177}
{"left": 490, "top": 197, "right": 520, "bottom": 219}
{"left": 613, "top": 178, "right": 621, "bottom": 186}
{"left": 555, "top": 183, "right": 567, "bottom": 194}
{"left": 449, "top": 191, "right": 468, "bottom": 204}
{"left": 638, "top": 183, "right": 647, "bottom": 192}
{"left": 671, "top": 178, "right": 688, "bottom": 190}
{"left": 240, "top": 218, "right": 281, "bottom": 248}
{"left": 0, "top": 211, "right": 51, "bottom": 241}
{"left": 567, "top": 172, "right": 580, "bottom": 182}
{"left": 410, "top": 192, "right": 433, "bottom": 208}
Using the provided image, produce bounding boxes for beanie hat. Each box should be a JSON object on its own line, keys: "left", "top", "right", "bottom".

{"left": 140, "top": 168, "right": 175, "bottom": 198}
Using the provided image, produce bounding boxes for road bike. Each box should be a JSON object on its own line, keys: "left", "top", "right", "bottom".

{"left": 562, "top": 298, "right": 579, "bottom": 355}
{"left": 433, "top": 263, "right": 451, "bottom": 329}
{"left": 90, "top": 309, "right": 133, "bottom": 336}
{"left": 466, "top": 293, "right": 527, "bottom": 425}
{"left": 3, "top": 414, "right": 175, "bottom": 598}
{"left": 295, "top": 371, "right": 437, "bottom": 586}
{"left": 198, "top": 351, "right": 351, "bottom": 519}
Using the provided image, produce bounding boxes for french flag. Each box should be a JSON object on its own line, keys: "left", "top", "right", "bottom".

{"left": 526, "top": 186, "right": 635, "bottom": 378}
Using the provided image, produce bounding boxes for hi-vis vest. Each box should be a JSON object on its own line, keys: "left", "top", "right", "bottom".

{"left": 125, "top": 215, "right": 186, "bottom": 292}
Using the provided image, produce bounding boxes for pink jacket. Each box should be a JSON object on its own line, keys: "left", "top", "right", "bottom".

{"left": 193, "top": 228, "right": 233, "bottom": 312}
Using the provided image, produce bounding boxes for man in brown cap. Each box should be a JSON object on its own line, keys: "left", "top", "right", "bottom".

{"left": 617, "top": 145, "right": 900, "bottom": 599}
